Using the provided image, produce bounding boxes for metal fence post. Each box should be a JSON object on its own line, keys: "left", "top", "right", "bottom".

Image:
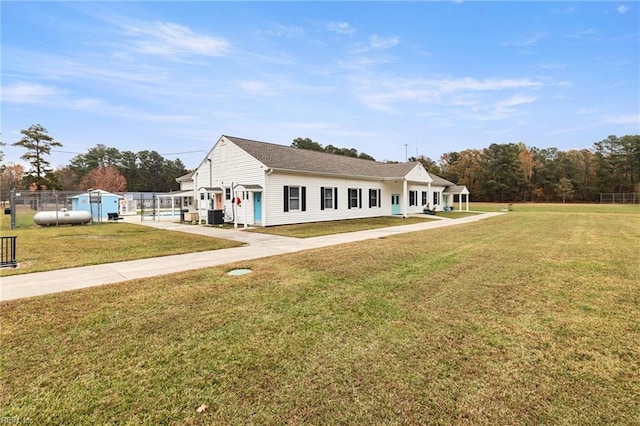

{"left": 10, "top": 188, "right": 16, "bottom": 230}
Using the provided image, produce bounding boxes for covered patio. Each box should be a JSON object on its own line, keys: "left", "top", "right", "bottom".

{"left": 153, "top": 190, "right": 194, "bottom": 222}
{"left": 443, "top": 186, "right": 470, "bottom": 211}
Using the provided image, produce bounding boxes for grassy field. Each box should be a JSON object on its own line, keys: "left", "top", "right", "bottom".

{"left": 248, "top": 215, "right": 435, "bottom": 238}
{"left": 471, "top": 201, "right": 639, "bottom": 214}
{"left": 1, "top": 204, "right": 639, "bottom": 424}
{"left": 0, "top": 208, "right": 467, "bottom": 273}
{"left": 0, "top": 206, "right": 243, "bottom": 276}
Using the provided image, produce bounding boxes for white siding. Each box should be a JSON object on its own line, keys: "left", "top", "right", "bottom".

{"left": 430, "top": 185, "right": 445, "bottom": 211}
{"left": 188, "top": 136, "right": 453, "bottom": 226}
{"left": 179, "top": 179, "right": 194, "bottom": 191}
{"left": 404, "top": 163, "right": 432, "bottom": 183}
{"left": 406, "top": 183, "right": 431, "bottom": 214}
{"left": 193, "top": 137, "right": 267, "bottom": 225}
{"left": 265, "top": 172, "right": 411, "bottom": 226}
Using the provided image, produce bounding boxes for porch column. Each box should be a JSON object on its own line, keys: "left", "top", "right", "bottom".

{"left": 458, "top": 195, "right": 462, "bottom": 212}
{"left": 466, "top": 194, "right": 469, "bottom": 211}
{"left": 402, "top": 179, "right": 408, "bottom": 218}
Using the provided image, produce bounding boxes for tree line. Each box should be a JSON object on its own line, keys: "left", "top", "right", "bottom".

{"left": 2, "top": 125, "right": 638, "bottom": 203}
{"left": 293, "top": 135, "right": 640, "bottom": 203}
{"left": 425, "top": 135, "right": 640, "bottom": 202}
{"left": 292, "top": 137, "right": 376, "bottom": 161}
{"left": 1, "top": 124, "right": 187, "bottom": 200}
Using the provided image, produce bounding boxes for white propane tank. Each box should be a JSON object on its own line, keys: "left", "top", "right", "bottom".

{"left": 33, "top": 210, "right": 92, "bottom": 226}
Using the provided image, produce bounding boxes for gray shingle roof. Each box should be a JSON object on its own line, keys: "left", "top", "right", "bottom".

{"left": 443, "top": 185, "right": 468, "bottom": 194}
{"left": 427, "top": 172, "right": 455, "bottom": 187}
{"left": 225, "top": 135, "right": 419, "bottom": 179}
{"left": 176, "top": 171, "right": 194, "bottom": 181}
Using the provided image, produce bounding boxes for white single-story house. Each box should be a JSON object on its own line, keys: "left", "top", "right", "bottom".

{"left": 167, "top": 135, "right": 470, "bottom": 227}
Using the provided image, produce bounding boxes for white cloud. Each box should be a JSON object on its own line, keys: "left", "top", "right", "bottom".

{"left": 237, "top": 80, "right": 276, "bottom": 97}
{"left": 326, "top": 129, "right": 377, "bottom": 138}
{"left": 2, "top": 83, "right": 58, "bottom": 103}
{"left": 548, "top": 125, "right": 594, "bottom": 135}
{"left": 327, "top": 22, "right": 355, "bottom": 35}
{"left": 283, "top": 121, "right": 333, "bottom": 130}
{"left": 352, "top": 34, "right": 399, "bottom": 53}
{"left": 495, "top": 95, "right": 537, "bottom": 108}
{"left": 67, "top": 98, "right": 105, "bottom": 110}
{"left": 603, "top": 113, "right": 640, "bottom": 124}
{"left": 440, "top": 78, "right": 547, "bottom": 92}
{"left": 3, "top": 80, "right": 192, "bottom": 123}
{"left": 553, "top": 6, "right": 576, "bottom": 14}
{"left": 577, "top": 107, "right": 599, "bottom": 114}
{"left": 126, "top": 21, "right": 230, "bottom": 59}
{"left": 566, "top": 29, "right": 599, "bottom": 41}
{"left": 353, "top": 76, "right": 553, "bottom": 114}
{"left": 502, "top": 32, "right": 546, "bottom": 47}
{"left": 617, "top": 5, "right": 629, "bottom": 14}
{"left": 536, "top": 62, "right": 566, "bottom": 70}
{"left": 461, "top": 95, "right": 537, "bottom": 122}
{"left": 263, "top": 24, "right": 304, "bottom": 38}
{"left": 66, "top": 97, "right": 193, "bottom": 123}
{"left": 370, "top": 35, "right": 399, "bottom": 50}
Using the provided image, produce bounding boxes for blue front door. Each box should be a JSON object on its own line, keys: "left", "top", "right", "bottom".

{"left": 391, "top": 194, "right": 401, "bottom": 215}
{"left": 253, "top": 192, "right": 262, "bottom": 222}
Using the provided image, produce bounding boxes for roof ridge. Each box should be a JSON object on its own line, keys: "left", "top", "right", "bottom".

{"left": 224, "top": 135, "right": 408, "bottom": 166}
{"left": 222, "top": 135, "right": 424, "bottom": 180}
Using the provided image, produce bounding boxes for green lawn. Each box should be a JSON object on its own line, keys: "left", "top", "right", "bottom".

{"left": 248, "top": 215, "right": 435, "bottom": 238}
{"left": 0, "top": 206, "right": 243, "bottom": 276}
{"left": 471, "top": 201, "right": 639, "bottom": 214}
{"left": 432, "top": 210, "right": 480, "bottom": 219}
{"left": 1, "top": 205, "right": 639, "bottom": 424}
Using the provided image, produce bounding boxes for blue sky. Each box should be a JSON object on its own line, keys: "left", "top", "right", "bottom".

{"left": 2, "top": 1, "right": 638, "bottom": 169}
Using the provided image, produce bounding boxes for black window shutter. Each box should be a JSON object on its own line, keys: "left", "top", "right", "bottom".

{"left": 348, "top": 189, "right": 351, "bottom": 209}
{"left": 334, "top": 188, "right": 338, "bottom": 209}
{"left": 320, "top": 187, "right": 325, "bottom": 210}
{"left": 377, "top": 189, "right": 381, "bottom": 207}
{"left": 359, "top": 189, "right": 362, "bottom": 208}
{"left": 369, "top": 189, "right": 373, "bottom": 208}
{"left": 301, "top": 186, "right": 306, "bottom": 211}
{"left": 284, "top": 186, "right": 289, "bottom": 212}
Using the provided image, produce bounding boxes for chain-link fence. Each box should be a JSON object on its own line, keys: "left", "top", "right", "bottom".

{"left": 6, "top": 189, "right": 185, "bottom": 229}
{"left": 599, "top": 192, "right": 639, "bottom": 204}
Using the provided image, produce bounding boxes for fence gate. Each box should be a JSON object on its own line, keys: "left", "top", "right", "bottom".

{"left": 1, "top": 236, "right": 17, "bottom": 268}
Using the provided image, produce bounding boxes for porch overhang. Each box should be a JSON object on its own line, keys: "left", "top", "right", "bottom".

{"left": 156, "top": 190, "right": 193, "bottom": 198}
{"left": 235, "top": 184, "right": 263, "bottom": 191}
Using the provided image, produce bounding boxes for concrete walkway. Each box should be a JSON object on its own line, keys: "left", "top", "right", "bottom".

{"left": 1, "top": 212, "right": 501, "bottom": 302}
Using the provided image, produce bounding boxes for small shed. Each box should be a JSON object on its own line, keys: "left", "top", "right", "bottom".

{"left": 71, "top": 189, "right": 123, "bottom": 221}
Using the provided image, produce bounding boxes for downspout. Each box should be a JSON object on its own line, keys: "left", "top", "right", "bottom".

{"left": 193, "top": 172, "right": 198, "bottom": 216}
{"left": 208, "top": 158, "right": 212, "bottom": 188}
